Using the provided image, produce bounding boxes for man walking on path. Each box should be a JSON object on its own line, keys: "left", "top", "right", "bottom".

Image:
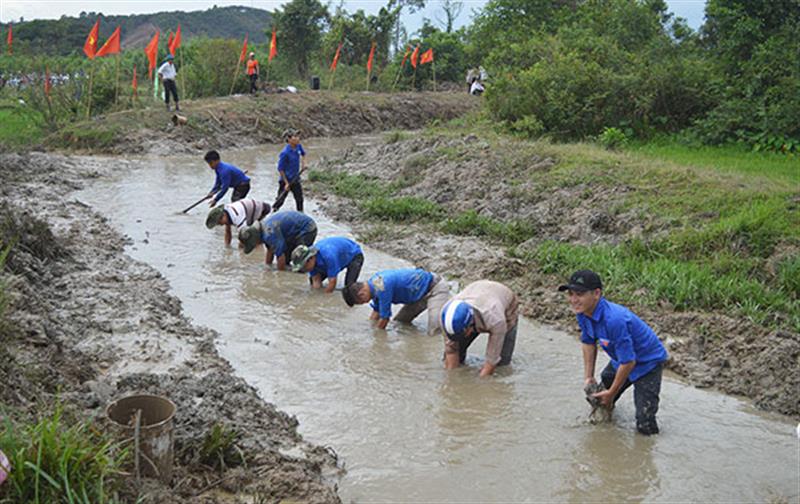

{"left": 273, "top": 128, "right": 306, "bottom": 212}
{"left": 157, "top": 54, "right": 179, "bottom": 111}
{"left": 559, "top": 269, "right": 668, "bottom": 435}
{"left": 246, "top": 52, "right": 260, "bottom": 94}
{"left": 205, "top": 150, "right": 251, "bottom": 207}
{"left": 343, "top": 268, "right": 450, "bottom": 333}
{"left": 206, "top": 198, "right": 271, "bottom": 246}
{"left": 440, "top": 280, "right": 519, "bottom": 377}
{"left": 238, "top": 211, "right": 317, "bottom": 269}
{"left": 291, "top": 236, "right": 363, "bottom": 293}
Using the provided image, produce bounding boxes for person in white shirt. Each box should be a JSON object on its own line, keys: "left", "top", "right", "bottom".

{"left": 157, "top": 54, "right": 179, "bottom": 112}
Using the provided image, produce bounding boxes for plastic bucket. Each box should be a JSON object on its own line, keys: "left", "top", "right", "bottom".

{"left": 106, "top": 394, "right": 176, "bottom": 483}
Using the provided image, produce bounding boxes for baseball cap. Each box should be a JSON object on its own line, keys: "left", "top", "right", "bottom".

{"left": 558, "top": 270, "right": 603, "bottom": 292}
{"left": 290, "top": 245, "right": 317, "bottom": 272}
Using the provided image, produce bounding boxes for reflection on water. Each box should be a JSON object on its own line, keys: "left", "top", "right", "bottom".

{"left": 78, "top": 141, "right": 799, "bottom": 502}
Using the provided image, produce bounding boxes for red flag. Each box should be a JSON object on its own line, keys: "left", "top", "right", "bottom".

{"left": 6, "top": 23, "right": 11, "bottom": 55}
{"left": 44, "top": 66, "right": 51, "bottom": 96}
{"left": 410, "top": 44, "right": 420, "bottom": 69}
{"left": 330, "top": 42, "right": 342, "bottom": 72}
{"left": 169, "top": 24, "right": 181, "bottom": 55}
{"left": 132, "top": 64, "right": 138, "bottom": 92}
{"left": 83, "top": 19, "right": 100, "bottom": 59}
{"left": 399, "top": 45, "right": 411, "bottom": 68}
{"left": 366, "top": 41, "right": 376, "bottom": 73}
{"left": 167, "top": 32, "right": 174, "bottom": 54}
{"left": 239, "top": 33, "right": 249, "bottom": 63}
{"left": 144, "top": 31, "right": 160, "bottom": 79}
{"left": 95, "top": 26, "right": 121, "bottom": 57}
{"left": 419, "top": 48, "right": 434, "bottom": 65}
{"left": 268, "top": 28, "right": 277, "bottom": 62}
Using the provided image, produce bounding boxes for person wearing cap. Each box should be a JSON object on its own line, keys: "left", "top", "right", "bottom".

{"left": 157, "top": 54, "right": 179, "bottom": 111}
{"left": 206, "top": 198, "right": 271, "bottom": 246}
{"left": 239, "top": 211, "right": 317, "bottom": 269}
{"left": 204, "top": 150, "right": 251, "bottom": 207}
{"left": 440, "top": 280, "right": 519, "bottom": 377}
{"left": 246, "top": 52, "right": 260, "bottom": 94}
{"left": 559, "top": 270, "right": 668, "bottom": 435}
{"left": 291, "top": 236, "right": 363, "bottom": 293}
{"left": 273, "top": 128, "right": 306, "bottom": 212}
{"left": 342, "top": 268, "right": 450, "bottom": 332}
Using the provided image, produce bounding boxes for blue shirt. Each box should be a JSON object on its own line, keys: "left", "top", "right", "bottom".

{"left": 310, "top": 237, "right": 362, "bottom": 280}
{"left": 277, "top": 144, "right": 305, "bottom": 182}
{"left": 368, "top": 268, "right": 433, "bottom": 320}
{"left": 578, "top": 298, "right": 668, "bottom": 382}
{"left": 261, "top": 211, "right": 316, "bottom": 258}
{"left": 210, "top": 162, "right": 250, "bottom": 204}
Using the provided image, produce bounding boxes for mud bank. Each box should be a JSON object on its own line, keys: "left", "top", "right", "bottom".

{"left": 308, "top": 133, "right": 800, "bottom": 417}
{"left": 0, "top": 152, "right": 341, "bottom": 502}
{"left": 46, "top": 92, "right": 477, "bottom": 155}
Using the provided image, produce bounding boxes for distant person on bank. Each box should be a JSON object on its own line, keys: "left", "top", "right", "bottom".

{"left": 342, "top": 268, "right": 450, "bottom": 333}
{"left": 291, "top": 237, "right": 363, "bottom": 293}
{"left": 238, "top": 210, "right": 317, "bottom": 269}
{"left": 559, "top": 269, "right": 668, "bottom": 435}
{"left": 206, "top": 198, "right": 271, "bottom": 246}
{"left": 157, "top": 54, "right": 179, "bottom": 112}
{"left": 204, "top": 150, "right": 251, "bottom": 207}
{"left": 273, "top": 128, "right": 306, "bottom": 213}
{"left": 246, "top": 52, "right": 260, "bottom": 94}
{"left": 440, "top": 280, "right": 519, "bottom": 377}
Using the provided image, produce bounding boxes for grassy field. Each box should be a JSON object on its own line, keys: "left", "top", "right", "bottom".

{"left": 0, "top": 101, "right": 44, "bottom": 148}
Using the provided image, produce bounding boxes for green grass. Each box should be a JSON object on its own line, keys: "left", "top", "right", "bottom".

{"left": 0, "top": 406, "right": 128, "bottom": 504}
{"left": 0, "top": 105, "right": 44, "bottom": 148}
{"left": 199, "top": 422, "right": 243, "bottom": 470}
{"left": 441, "top": 209, "right": 537, "bottom": 246}
{"left": 363, "top": 196, "right": 442, "bottom": 221}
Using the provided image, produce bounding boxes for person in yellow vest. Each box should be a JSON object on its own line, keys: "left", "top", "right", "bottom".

{"left": 246, "top": 52, "right": 260, "bottom": 94}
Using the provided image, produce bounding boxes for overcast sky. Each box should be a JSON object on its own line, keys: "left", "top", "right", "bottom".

{"left": 0, "top": 0, "right": 707, "bottom": 32}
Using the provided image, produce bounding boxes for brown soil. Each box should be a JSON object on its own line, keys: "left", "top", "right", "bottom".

{"left": 308, "top": 134, "right": 800, "bottom": 418}
{"left": 0, "top": 152, "right": 341, "bottom": 503}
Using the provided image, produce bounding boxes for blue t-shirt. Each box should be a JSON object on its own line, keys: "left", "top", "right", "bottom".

{"left": 211, "top": 161, "right": 250, "bottom": 203}
{"left": 368, "top": 268, "right": 433, "bottom": 320}
{"left": 310, "top": 237, "right": 362, "bottom": 280}
{"left": 578, "top": 298, "right": 668, "bottom": 382}
{"left": 261, "top": 211, "right": 316, "bottom": 258}
{"left": 277, "top": 144, "right": 305, "bottom": 183}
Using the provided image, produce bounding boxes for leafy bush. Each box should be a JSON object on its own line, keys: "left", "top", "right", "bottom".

{"left": 598, "top": 127, "right": 629, "bottom": 150}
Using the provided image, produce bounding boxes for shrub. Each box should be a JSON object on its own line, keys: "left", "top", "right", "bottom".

{"left": 598, "top": 127, "right": 629, "bottom": 150}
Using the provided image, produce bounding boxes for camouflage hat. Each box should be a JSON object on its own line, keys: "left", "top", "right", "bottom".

{"left": 282, "top": 128, "right": 300, "bottom": 140}
{"left": 290, "top": 244, "right": 317, "bottom": 272}
{"left": 205, "top": 206, "right": 225, "bottom": 229}
{"left": 238, "top": 223, "right": 263, "bottom": 254}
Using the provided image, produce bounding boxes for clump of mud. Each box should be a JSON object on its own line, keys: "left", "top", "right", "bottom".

{"left": 0, "top": 152, "right": 341, "bottom": 502}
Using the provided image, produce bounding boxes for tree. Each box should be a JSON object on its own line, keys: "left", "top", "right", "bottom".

{"left": 388, "top": 0, "right": 426, "bottom": 53}
{"left": 435, "top": 0, "right": 463, "bottom": 33}
{"left": 272, "top": 0, "right": 329, "bottom": 77}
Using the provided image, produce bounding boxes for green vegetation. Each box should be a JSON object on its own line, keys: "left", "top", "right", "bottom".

{"left": 0, "top": 406, "right": 128, "bottom": 503}
{"left": 199, "top": 423, "right": 244, "bottom": 471}
{"left": 0, "top": 101, "right": 44, "bottom": 148}
{"left": 363, "top": 196, "right": 442, "bottom": 221}
{"left": 441, "top": 210, "right": 536, "bottom": 246}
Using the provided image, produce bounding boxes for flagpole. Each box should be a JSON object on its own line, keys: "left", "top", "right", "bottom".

{"left": 229, "top": 58, "right": 243, "bottom": 96}
{"left": 180, "top": 46, "right": 186, "bottom": 99}
{"left": 412, "top": 66, "right": 417, "bottom": 92}
{"left": 86, "top": 61, "right": 96, "bottom": 119}
{"left": 432, "top": 60, "right": 437, "bottom": 92}
{"left": 366, "top": 68, "right": 370, "bottom": 92}
{"left": 114, "top": 54, "right": 120, "bottom": 105}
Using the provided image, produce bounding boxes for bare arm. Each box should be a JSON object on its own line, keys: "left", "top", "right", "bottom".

{"left": 324, "top": 276, "right": 337, "bottom": 294}
{"left": 376, "top": 318, "right": 389, "bottom": 330}
{"left": 224, "top": 224, "right": 232, "bottom": 246}
{"left": 265, "top": 248, "right": 274, "bottom": 265}
{"left": 310, "top": 274, "right": 323, "bottom": 289}
{"left": 594, "top": 361, "right": 635, "bottom": 407}
{"left": 276, "top": 255, "right": 287, "bottom": 271}
{"left": 582, "top": 343, "right": 598, "bottom": 385}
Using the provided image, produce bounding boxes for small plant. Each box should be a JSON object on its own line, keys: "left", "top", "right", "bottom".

{"left": 199, "top": 422, "right": 243, "bottom": 470}
{"left": 440, "top": 210, "right": 536, "bottom": 246}
{"left": 598, "top": 127, "right": 629, "bottom": 150}
{"left": 384, "top": 130, "right": 409, "bottom": 144}
{"left": 362, "top": 196, "right": 442, "bottom": 222}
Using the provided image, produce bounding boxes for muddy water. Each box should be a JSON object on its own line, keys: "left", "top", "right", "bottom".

{"left": 79, "top": 139, "right": 799, "bottom": 502}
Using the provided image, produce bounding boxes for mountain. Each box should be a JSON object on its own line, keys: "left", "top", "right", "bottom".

{"left": 8, "top": 5, "right": 272, "bottom": 56}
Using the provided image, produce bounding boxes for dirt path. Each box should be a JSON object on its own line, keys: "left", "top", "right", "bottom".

{"left": 307, "top": 133, "right": 800, "bottom": 418}
{"left": 0, "top": 152, "right": 341, "bottom": 503}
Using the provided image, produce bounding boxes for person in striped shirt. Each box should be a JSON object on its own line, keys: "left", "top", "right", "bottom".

{"left": 206, "top": 198, "right": 271, "bottom": 246}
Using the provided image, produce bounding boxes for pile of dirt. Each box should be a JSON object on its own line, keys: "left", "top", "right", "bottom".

{"left": 46, "top": 92, "right": 478, "bottom": 156}
{"left": 310, "top": 133, "right": 800, "bottom": 417}
{"left": 0, "top": 152, "right": 341, "bottom": 502}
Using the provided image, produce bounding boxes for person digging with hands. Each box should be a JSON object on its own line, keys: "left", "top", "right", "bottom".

{"left": 205, "top": 198, "right": 271, "bottom": 246}
{"left": 238, "top": 210, "right": 317, "bottom": 269}
{"left": 290, "top": 237, "right": 363, "bottom": 293}
{"left": 560, "top": 269, "right": 668, "bottom": 435}
{"left": 204, "top": 150, "right": 251, "bottom": 207}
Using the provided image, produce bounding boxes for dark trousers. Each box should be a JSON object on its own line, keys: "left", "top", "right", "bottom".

{"left": 249, "top": 74, "right": 258, "bottom": 93}
{"left": 457, "top": 323, "right": 518, "bottom": 366}
{"left": 285, "top": 224, "right": 318, "bottom": 260}
{"left": 231, "top": 182, "right": 250, "bottom": 202}
{"left": 344, "top": 253, "right": 364, "bottom": 286}
{"left": 601, "top": 362, "right": 663, "bottom": 435}
{"left": 164, "top": 79, "right": 179, "bottom": 106}
{"left": 274, "top": 179, "right": 303, "bottom": 212}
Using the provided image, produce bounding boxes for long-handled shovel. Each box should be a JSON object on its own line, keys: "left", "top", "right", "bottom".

{"left": 272, "top": 166, "right": 308, "bottom": 208}
{"left": 181, "top": 194, "right": 212, "bottom": 214}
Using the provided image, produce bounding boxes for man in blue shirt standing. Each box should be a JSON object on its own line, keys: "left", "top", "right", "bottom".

{"left": 204, "top": 150, "right": 251, "bottom": 206}
{"left": 238, "top": 211, "right": 317, "bottom": 270}
{"left": 290, "top": 237, "right": 363, "bottom": 294}
{"left": 273, "top": 128, "right": 306, "bottom": 212}
{"left": 342, "top": 268, "right": 451, "bottom": 333}
{"left": 559, "top": 269, "right": 668, "bottom": 435}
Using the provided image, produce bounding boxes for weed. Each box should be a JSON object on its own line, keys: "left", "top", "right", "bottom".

{"left": 199, "top": 423, "right": 244, "bottom": 470}
{"left": 384, "top": 130, "right": 409, "bottom": 144}
{"left": 403, "top": 154, "right": 433, "bottom": 171}
{"left": 441, "top": 210, "right": 537, "bottom": 246}
{"left": 777, "top": 255, "right": 800, "bottom": 298}
{"left": 363, "top": 196, "right": 442, "bottom": 222}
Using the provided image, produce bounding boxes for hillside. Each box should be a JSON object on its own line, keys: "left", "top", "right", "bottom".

{"left": 7, "top": 5, "right": 271, "bottom": 56}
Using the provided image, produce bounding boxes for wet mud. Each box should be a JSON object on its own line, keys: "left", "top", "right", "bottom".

{"left": 310, "top": 134, "right": 800, "bottom": 417}
{"left": 0, "top": 152, "right": 340, "bottom": 503}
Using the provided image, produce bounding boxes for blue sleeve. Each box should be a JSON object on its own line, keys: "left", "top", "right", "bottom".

{"left": 277, "top": 151, "right": 288, "bottom": 174}
{"left": 211, "top": 172, "right": 221, "bottom": 193}
{"left": 578, "top": 318, "right": 595, "bottom": 345}
{"left": 273, "top": 228, "right": 286, "bottom": 257}
{"left": 326, "top": 262, "right": 339, "bottom": 279}
{"left": 377, "top": 292, "right": 392, "bottom": 320}
{"left": 214, "top": 170, "right": 231, "bottom": 202}
{"left": 370, "top": 300, "right": 378, "bottom": 312}
{"left": 609, "top": 317, "right": 636, "bottom": 364}
{"left": 298, "top": 144, "right": 306, "bottom": 156}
